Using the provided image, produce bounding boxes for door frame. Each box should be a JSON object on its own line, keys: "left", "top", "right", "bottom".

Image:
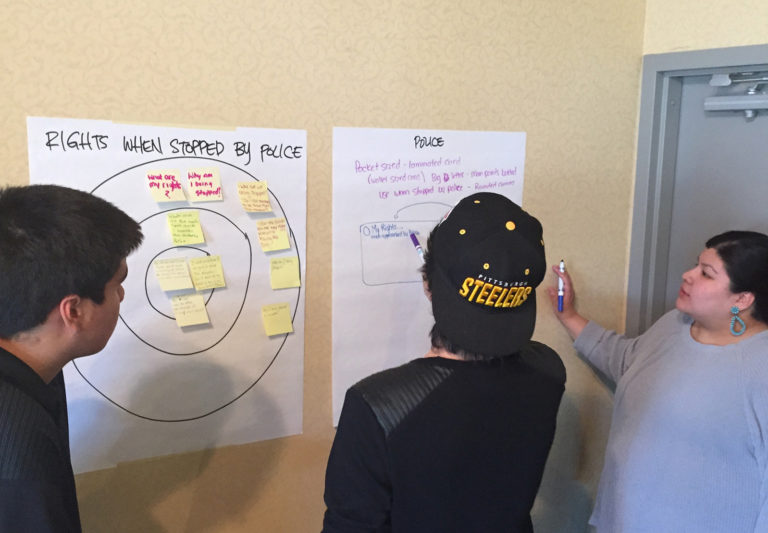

{"left": 626, "top": 44, "right": 768, "bottom": 336}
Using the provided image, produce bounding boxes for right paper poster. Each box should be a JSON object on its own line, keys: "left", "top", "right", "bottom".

{"left": 331, "top": 127, "right": 526, "bottom": 423}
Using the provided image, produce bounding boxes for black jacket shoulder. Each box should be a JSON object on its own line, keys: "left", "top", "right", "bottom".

{"left": 518, "top": 341, "right": 566, "bottom": 385}
{"left": 351, "top": 361, "right": 453, "bottom": 437}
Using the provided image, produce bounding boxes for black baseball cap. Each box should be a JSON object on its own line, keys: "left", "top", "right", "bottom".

{"left": 428, "top": 192, "right": 546, "bottom": 356}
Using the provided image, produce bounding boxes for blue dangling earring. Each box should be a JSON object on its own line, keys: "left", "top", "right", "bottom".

{"left": 730, "top": 306, "right": 746, "bottom": 336}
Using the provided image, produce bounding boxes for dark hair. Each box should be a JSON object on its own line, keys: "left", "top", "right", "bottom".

{"left": 420, "top": 225, "right": 493, "bottom": 361}
{"left": 0, "top": 185, "right": 143, "bottom": 338}
{"left": 706, "top": 230, "right": 768, "bottom": 324}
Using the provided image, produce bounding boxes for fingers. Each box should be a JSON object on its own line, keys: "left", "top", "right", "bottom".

{"left": 550, "top": 263, "right": 576, "bottom": 313}
{"left": 547, "top": 262, "right": 589, "bottom": 338}
{"left": 551, "top": 264, "right": 572, "bottom": 285}
{"left": 545, "top": 286, "right": 558, "bottom": 310}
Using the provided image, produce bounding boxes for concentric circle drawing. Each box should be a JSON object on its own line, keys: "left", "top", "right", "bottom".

{"left": 71, "top": 156, "right": 301, "bottom": 422}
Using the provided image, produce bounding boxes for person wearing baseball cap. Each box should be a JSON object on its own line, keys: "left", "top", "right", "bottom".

{"left": 323, "top": 192, "right": 565, "bottom": 532}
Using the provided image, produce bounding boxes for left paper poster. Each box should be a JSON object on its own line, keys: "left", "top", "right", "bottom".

{"left": 27, "top": 117, "right": 307, "bottom": 473}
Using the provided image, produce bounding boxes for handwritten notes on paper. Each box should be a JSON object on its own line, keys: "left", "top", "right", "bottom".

{"left": 171, "top": 294, "right": 210, "bottom": 327}
{"left": 188, "top": 255, "right": 226, "bottom": 291}
{"left": 146, "top": 170, "right": 185, "bottom": 202}
{"left": 27, "top": 117, "right": 309, "bottom": 471}
{"left": 152, "top": 256, "right": 221, "bottom": 326}
{"left": 237, "top": 181, "right": 272, "bottom": 212}
{"left": 167, "top": 211, "right": 205, "bottom": 245}
{"left": 270, "top": 257, "right": 301, "bottom": 289}
{"left": 256, "top": 218, "right": 290, "bottom": 252}
{"left": 331, "top": 127, "right": 526, "bottom": 424}
{"left": 153, "top": 258, "right": 194, "bottom": 291}
{"left": 261, "top": 303, "right": 293, "bottom": 336}
{"left": 188, "top": 168, "right": 223, "bottom": 201}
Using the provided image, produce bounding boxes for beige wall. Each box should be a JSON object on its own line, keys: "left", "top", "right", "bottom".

{"left": 644, "top": 0, "right": 768, "bottom": 53}
{"left": 0, "top": 1, "right": 649, "bottom": 531}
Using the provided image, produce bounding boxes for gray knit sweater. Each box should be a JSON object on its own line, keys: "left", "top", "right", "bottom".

{"left": 576, "top": 310, "right": 768, "bottom": 533}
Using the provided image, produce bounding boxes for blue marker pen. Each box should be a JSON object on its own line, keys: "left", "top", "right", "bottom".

{"left": 409, "top": 231, "right": 425, "bottom": 263}
{"left": 558, "top": 259, "right": 565, "bottom": 312}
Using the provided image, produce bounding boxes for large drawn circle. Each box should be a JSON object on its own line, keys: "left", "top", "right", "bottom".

{"left": 71, "top": 156, "right": 302, "bottom": 422}
{"left": 126, "top": 208, "right": 252, "bottom": 355}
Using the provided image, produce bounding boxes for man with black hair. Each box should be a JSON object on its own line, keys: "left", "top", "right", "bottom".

{"left": 0, "top": 184, "right": 143, "bottom": 532}
{"left": 323, "top": 192, "right": 565, "bottom": 532}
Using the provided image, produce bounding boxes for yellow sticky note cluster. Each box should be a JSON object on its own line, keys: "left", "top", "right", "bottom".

{"left": 187, "top": 168, "right": 222, "bottom": 202}
{"left": 237, "top": 181, "right": 272, "bottom": 212}
{"left": 256, "top": 217, "right": 290, "bottom": 252}
{"left": 152, "top": 254, "right": 225, "bottom": 328}
{"left": 167, "top": 211, "right": 205, "bottom": 245}
{"left": 171, "top": 294, "right": 209, "bottom": 327}
{"left": 144, "top": 166, "right": 228, "bottom": 203}
{"left": 261, "top": 303, "right": 294, "bottom": 336}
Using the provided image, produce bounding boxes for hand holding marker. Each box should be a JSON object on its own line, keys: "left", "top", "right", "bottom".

{"left": 558, "top": 260, "right": 566, "bottom": 312}
{"left": 409, "top": 231, "right": 425, "bottom": 264}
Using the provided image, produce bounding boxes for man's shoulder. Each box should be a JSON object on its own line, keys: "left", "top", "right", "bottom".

{"left": 0, "top": 377, "right": 53, "bottom": 427}
{"left": 353, "top": 359, "right": 451, "bottom": 394}
{"left": 350, "top": 360, "right": 453, "bottom": 437}
{"left": 0, "top": 379, "right": 64, "bottom": 480}
{"left": 518, "top": 341, "right": 566, "bottom": 384}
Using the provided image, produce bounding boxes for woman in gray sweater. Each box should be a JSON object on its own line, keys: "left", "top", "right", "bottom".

{"left": 550, "top": 230, "right": 768, "bottom": 533}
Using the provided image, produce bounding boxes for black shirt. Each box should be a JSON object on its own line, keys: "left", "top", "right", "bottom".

{"left": 0, "top": 347, "right": 81, "bottom": 532}
{"left": 323, "top": 341, "right": 565, "bottom": 532}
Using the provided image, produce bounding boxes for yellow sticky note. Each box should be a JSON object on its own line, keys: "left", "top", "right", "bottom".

{"left": 256, "top": 217, "right": 290, "bottom": 252}
{"left": 261, "top": 303, "right": 294, "bottom": 336}
{"left": 153, "top": 257, "right": 193, "bottom": 291}
{"left": 187, "top": 168, "right": 222, "bottom": 202}
{"left": 237, "top": 181, "right": 272, "bottom": 212}
{"left": 167, "top": 211, "right": 205, "bottom": 245}
{"left": 270, "top": 257, "right": 301, "bottom": 289}
{"left": 189, "top": 255, "right": 226, "bottom": 291}
{"left": 146, "top": 170, "right": 186, "bottom": 202}
{"left": 171, "top": 293, "right": 210, "bottom": 327}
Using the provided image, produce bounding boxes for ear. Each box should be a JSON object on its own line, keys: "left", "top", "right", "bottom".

{"left": 734, "top": 291, "right": 756, "bottom": 312}
{"left": 58, "top": 294, "right": 86, "bottom": 330}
